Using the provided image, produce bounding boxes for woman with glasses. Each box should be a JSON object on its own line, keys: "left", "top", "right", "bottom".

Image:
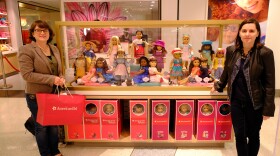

{"left": 18, "top": 20, "right": 64, "bottom": 156}
{"left": 211, "top": 18, "right": 275, "bottom": 156}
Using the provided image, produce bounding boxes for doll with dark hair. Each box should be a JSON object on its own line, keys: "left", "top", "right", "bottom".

{"left": 130, "top": 30, "right": 148, "bottom": 63}
{"left": 151, "top": 40, "right": 167, "bottom": 72}
{"left": 94, "top": 57, "right": 113, "bottom": 83}
{"left": 133, "top": 56, "right": 150, "bottom": 84}
{"left": 200, "top": 57, "right": 214, "bottom": 83}
{"left": 199, "top": 40, "right": 215, "bottom": 68}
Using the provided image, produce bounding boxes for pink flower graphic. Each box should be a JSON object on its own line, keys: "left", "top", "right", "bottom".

{"left": 64, "top": 2, "right": 127, "bottom": 57}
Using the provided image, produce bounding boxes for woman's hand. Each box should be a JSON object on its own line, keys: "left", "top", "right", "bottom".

{"left": 54, "top": 77, "right": 65, "bottom": 87}
{"left": 263, "top": 116, "right": 270, "bottom": 120}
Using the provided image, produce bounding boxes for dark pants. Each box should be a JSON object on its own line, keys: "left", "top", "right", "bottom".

{"left": 25, "top": 94, "right": 60, "bottom": 156}
{"left": 231, "top": 99, "right": 263, "bottom": 156}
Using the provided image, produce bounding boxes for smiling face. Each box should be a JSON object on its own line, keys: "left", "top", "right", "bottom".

{"left": 112, "top": 37, "right": 118, "bottom": 45}
{"left": 173, "top": 53, "right": 182, "bottom": 59}
{"left": 136, "top": 31, "right": 143, "bottom": 39}
{"left": 156, "top": 104, "right": 165, "bottom": 113}
{"left": 235, "top": 0, "right": 264, "bottom": 13}
{"left": 33, "top": 26, "right": 50, "bottom": 43}
{"left": 140, "top": 58, "right": 148, "bottom": 67}
{"left": 239, "top": 23, "right": 259, "bottom": 48}
{"left": 149, "top": 60, "right": 157, "bottom": 67}
{"left": 156, "top": 45, "right": 163, "bottom": 50}
{"left": 96, "top": 60, "right": 104, "bottom": 68}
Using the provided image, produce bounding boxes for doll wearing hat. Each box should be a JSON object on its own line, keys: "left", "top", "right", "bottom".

{"left": 180, "top": 34, "right": 194, "bottom": 70}
{"left": 151, "top": 40, "right": 167, "bottom": 72}
{"left": 212, "top": 48, "right": 225, "bottom": 80}
{"left": 199, "top": 40, "right": 215, "bottom": 68}
{"left": 170, "top": 48, "right": 183, "bottom": 84}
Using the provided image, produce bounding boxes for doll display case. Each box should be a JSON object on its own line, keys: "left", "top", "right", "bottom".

{"left": 57, "top": 20, "right": 241, "bottom": 146}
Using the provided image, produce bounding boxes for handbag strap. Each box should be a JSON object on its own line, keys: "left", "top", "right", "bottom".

{"left": 56, "top": 83, "right": 73, "bottom": 98}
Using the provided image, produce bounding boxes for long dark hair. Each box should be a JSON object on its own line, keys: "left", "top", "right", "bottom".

{"left": 29, "top": 20, "right": 54, "bottom": 43}
{"left": 235, "top": 18, "right": 263, "bottom": 50}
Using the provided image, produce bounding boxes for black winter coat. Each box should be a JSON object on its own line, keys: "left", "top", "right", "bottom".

{"left": 214, "top": 45, "right": 275, "bottom": 116}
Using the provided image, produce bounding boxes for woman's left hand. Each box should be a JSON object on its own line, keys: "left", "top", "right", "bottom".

{"left": 263, "top": 116, "right": 270, "bottom": 120}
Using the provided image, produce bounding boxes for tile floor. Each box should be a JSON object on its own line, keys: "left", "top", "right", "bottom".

{"left": 0, "top": 74, "right": 279, "bottom": 156}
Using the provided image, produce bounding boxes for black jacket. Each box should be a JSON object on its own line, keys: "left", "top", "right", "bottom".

{"left": 214, "top": 45, "right": 275, "bottom": 116}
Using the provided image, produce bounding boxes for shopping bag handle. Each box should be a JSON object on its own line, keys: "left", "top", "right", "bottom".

{"left": 55, "top": 83, "right": 73, "bottom": 98}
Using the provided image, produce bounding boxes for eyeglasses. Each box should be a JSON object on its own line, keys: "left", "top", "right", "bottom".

{"left": 34, "top": 29, "right": 49, "bottom": 33}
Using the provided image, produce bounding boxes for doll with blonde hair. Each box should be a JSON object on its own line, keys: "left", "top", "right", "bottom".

{"left": 180, "top": 34, "right": 194, "bottom": 69}
{"left": 170, "top": 48, "right": 183, "bottom": 84}
{"left": 107, "top": 36, "right": 122, "bottom": 67}
{"left": 212, "top": 48, "right": 225, "bottom": 80}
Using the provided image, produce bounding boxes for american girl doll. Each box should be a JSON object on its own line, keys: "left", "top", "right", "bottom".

{"left": 94, "top": 57, "right": 114, "bottom": 83}
{"left": 112, "top": 48, "right": 130, "bottom": 84}
{"left": 149, "top": 56, "right": 168, "bottom": 83}
{"left": 178, "top": 57, "right": 201, "bottom": 84}
{"left": 133, "top": 104, "right": 144, "bottom": 115}
{"left": 179, "top": 104, "right": 191, "bottom": 115}
{"left": 103, "top": 104, "right": 114, "bottom": 115}
{"left": 83, "top": 41, "right": 96, "bottom": 72}
{"left": 107, "top": 36, "right": 122, "bottom": 67}
{"left": 199, "top": 40, "right": 215, "bottom": 68}
{"left": 73, "top": 52, "right": 87, "bottom": 79}
{"left": 130, "top": 30, "right": 148, "bottom": 63}
{"left": 170, "top": 48, "right": 183, "bottom": 84}
{"left": 151, "top": 40, "right": 167, "bottom": 72}
{"left": 155, "top": 104, "right": 166, "bottom": 116}
{"left": 179, "top": 34, "right": 194, "bottom": 69}
{"left": 212, "top": 48, "right": 225, "bottom": 80}
{"left": 133, "top": 56, "right": 150, "bottom": 84}
{"left": 201, "top": 104, "right": 213, "bottom": 116}
{"left": 79, "top": 61, "right": 96, "bottom": 84}
{"left": 200, "top": 58, "right": 214, "bottom": 83}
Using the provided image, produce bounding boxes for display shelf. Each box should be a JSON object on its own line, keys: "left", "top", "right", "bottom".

{"left": 56, "top": 20, "right": 236, "bottom": 147}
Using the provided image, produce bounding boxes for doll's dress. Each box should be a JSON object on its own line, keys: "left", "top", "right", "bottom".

{"left": 213, "top": 57, "right": 225, "bottom": 79}
{"left": 81, "top": 67, "right": 96, "bottom": 83}
{"left": 133, "top": 39, "right": 145, "bottom": 58}
{"left": 113, "top": 57, "right": 129, "bottom": 80}
{"left": 188, "top": 66, "right": 200, "bottom": 83}
{"left": 180, "top": 44, "right": 193, "bottom": 62}
{"left": 152, "top": 50, "right": 165, "bottom": 70}
{"left": 201, "top": 50, "right": 212, "bottom": 66}
{"left": 75, "top": 58, "right": 86, "bottom": 78}
{"left": 149, "top": 67, "right": 161, "bottom": 82}
{"left": 170, "top": 58, "right": 183, "bottom": 77}
{"left": 133, "top": 66, "right": 149, "bottom": 84}
{"left": 96, "top": 68, "right": 114, "bottom": 82}
{"left": 108, "top": 45, "right": 118, "bottom": 67}
{"left": 199, "top": 66, "right": 211, "bottom": 82}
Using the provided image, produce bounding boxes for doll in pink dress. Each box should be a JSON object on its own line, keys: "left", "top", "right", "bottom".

{"left": 113, "top": 48, "right": 130, "bottom": 85}
{"left": 151, "top": 40, "right": 167, "bottom": 72}
{"left": 107, "top": 36, "right": 121, "bottom": 67}
{"left": 79, "top": 62, "right": 96, "bottom": 84}
{"left": 149, "top": 56, "right": 168, "bottom": 84}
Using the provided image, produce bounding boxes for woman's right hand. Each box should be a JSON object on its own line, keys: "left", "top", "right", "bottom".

{"left": 54, "top": 77, "right": 65, "bottom": 87}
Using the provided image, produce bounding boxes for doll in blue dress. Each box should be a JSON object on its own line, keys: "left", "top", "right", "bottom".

{"left": 94, "top": 57, "right": 114, "bottom": 83}
{"left": 133, "top": 56, "right": 150, "bottom": 84}
{"left": 199, "top": 40, "right": 215, "bottom": 68}
{"left": 170, "top": 48, "right": 183, "bottom": 84}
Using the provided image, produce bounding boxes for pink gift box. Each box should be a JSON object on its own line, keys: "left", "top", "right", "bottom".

{"left": 151, "top": 100, "right": 170, "bottom": 140}
{"left": 215, "top": 101, "right": 232, "bottom": 140}
{"left": 100, "top": 100, "right": 121, "bottom": 140}
{"left": 175, "top": 100, "right": 194, "bottom": 140}
{"left": 196, "top": 100, "right": 216, "bottom": 140}
{"left": 130, "top": 100, "right": 148, "bottom": 140}
{"left": 84, "top": 100, "right": 101, "bottom": 140}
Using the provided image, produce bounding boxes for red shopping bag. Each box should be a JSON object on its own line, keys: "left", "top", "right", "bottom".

{"left": 36, "top": 93, "right": 85, "bottom": 126}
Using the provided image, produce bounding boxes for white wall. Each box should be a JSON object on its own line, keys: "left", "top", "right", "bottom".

{"left": 265, "top": 0, "right": 280, "bottom": 90}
